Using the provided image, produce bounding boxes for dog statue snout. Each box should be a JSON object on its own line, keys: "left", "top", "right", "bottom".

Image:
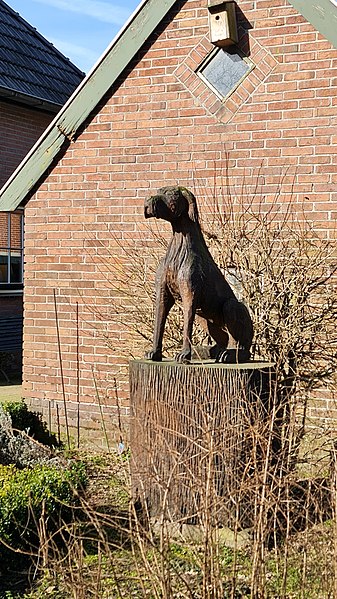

{"left": 145, "top": 196, "right": 159, "bottom": 219}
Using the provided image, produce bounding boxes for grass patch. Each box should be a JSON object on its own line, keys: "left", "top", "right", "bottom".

{"left": 0, "top": 450, "right": 335, "bottom": 598}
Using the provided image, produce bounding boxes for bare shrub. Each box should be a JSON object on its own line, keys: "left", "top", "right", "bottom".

{"left": 90, "top": 171, "right": 337, "bottom": 401}
{"left": 24, "top": 438, "right": 335, "bottom": 599}
{"left": 88, "top": 171, "right": 337, "bottom": 469}
{"left": 29, "top": 168, "right": 337, "bottom": 598}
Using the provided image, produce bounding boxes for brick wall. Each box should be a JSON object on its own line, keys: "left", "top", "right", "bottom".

{"left": 0, "top": 101, "right": 52, "bottom": 350}
{"left": 0, "top": 100, "right": 53, "bottom": 188}
{"left": 22, "top": 0, "right": 337, "bottom": 443}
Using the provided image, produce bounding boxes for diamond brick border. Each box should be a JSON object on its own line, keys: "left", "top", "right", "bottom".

{"left": 173, "top": 35, "right": 279, "bottom": 124}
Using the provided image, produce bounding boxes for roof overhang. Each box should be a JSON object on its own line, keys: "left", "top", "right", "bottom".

{"left": 287, "top": 0, "right": 337, "bottom": 49}
{"left": 0, "top": 87, "right": 62, "bottom": 114}
{"left": 0, "top": 0, "right": 178, "bottom": 212}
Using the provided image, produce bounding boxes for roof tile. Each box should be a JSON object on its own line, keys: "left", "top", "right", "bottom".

{"left": 0, "top": 0, "right": 85, "bottom": 107}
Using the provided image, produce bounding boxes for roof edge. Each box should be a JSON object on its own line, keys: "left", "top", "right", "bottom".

{"left": 287, "top": 0, "right": 337, "bottom": 49}
{"left": 0, "top": 0, "right": 178, "bottom": 211}
{"left": 0, "top": 87, "right": 62, "bottom": 113}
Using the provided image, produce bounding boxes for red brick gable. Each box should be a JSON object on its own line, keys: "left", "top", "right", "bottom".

{"left": 22, "top": 0, "right": 337, "bottom": 441}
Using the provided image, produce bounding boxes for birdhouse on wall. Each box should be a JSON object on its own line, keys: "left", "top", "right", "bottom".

{"left": 208, "top": 0, "right": 238, "bottom": 47}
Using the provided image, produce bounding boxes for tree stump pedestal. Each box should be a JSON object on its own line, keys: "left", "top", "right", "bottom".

{"left": 129, "top": 359, "right": 274, "bottom": 528}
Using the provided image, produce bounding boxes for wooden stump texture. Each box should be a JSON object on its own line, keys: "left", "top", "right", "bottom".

{"left": 130, "top": 359, "right": 274, "bottom": 527}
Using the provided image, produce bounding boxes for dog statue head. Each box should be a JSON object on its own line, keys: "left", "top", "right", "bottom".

{"left": 144, "top": 186, "right": 199, "bottom": 224}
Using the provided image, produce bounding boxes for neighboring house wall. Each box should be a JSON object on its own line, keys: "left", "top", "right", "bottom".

{"left": 0, "top": 0, "right": 84, "bottom": 381}
{"left": 0, "top": 100, "right": 53, "bottom": 188}
{"left": 0, "top": 101, "right": 53, "bottom": 376}
{"left": 0, "top": 208, "right": 24, "bottom": 375}
{"left": 22, "top": 0, "right": 337, "bottom": 439}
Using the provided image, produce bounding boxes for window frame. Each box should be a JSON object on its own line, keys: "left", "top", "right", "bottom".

{"left": 197, "top": 46, "right": 254, "bottom": 102}
{"left": 0, "top": 210, "right": 24, "bottom": 292}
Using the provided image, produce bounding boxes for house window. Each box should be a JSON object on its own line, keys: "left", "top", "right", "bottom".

{"left": 197, "top": 46, "right": 254, "bottom": 100}
{"left": 0, "top": 211, "right": 23, "bottom": 290}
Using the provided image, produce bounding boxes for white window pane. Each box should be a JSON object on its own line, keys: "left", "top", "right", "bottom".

{"left": 198, "top": 48, "right": 253, "bottom": 99}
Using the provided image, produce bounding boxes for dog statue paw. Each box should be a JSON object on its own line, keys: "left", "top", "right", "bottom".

{"left": 145, "top": 349, "right": 162, "bottom": 361}
{"left": 175, "top": 349, "right": 191, "bottom": 364}
{"left": 216, "top": 348, "right": 251, "bottom": 364}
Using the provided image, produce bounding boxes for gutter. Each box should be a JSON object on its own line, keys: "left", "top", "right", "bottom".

{"left": 0, "top": 87, "right": 62, "bottom": 114}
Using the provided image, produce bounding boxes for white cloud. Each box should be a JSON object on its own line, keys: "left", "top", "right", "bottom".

{"left": 32, "top": 0, "right": 131, "bottom": 25}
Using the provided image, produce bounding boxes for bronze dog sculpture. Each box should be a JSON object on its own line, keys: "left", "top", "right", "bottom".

{"left": 144, "top": 186, "right": 253, "bottom": 364}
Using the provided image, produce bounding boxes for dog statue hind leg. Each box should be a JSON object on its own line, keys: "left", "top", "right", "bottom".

{"left": 216, "top": 298, "right": 253, "bottom": 363}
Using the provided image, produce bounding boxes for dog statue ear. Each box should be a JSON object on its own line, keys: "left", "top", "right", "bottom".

{"left": 179, "top": 187, "right": 199, "bottom": 223}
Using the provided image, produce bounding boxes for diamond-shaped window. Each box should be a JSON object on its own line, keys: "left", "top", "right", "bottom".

{"left": 197, "top": 47, "right": 254, "bottom": 100}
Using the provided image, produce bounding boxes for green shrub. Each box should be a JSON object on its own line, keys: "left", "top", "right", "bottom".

{"left": 2, "top": 401, "right": 59, "bottom": 447}
{"left": 0, "top": 461, "right": 87, "bottom": 551}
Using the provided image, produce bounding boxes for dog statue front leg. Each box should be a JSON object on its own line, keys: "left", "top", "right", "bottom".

{"left": 145, "top": 279, "right": 174, "bottom": 362}
{"left": 175, "top": 291, "right": 196, "bottom": 364}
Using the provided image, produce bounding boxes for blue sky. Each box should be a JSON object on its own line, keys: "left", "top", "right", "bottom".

{"left": 7, "top": 0, "right": 141, "bottom": 73}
